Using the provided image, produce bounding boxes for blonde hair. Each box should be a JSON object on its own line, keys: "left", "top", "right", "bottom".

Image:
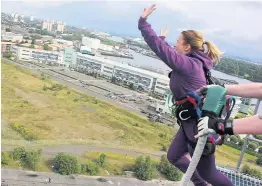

{"left": 181, "top": 30, "right": 223, "bottom": 62}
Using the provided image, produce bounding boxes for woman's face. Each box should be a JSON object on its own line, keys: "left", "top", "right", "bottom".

{"left": 175, "top": 34, "right": 190, "bottom": 54}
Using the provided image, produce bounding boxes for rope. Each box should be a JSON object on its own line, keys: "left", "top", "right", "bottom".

{"left": 180, "top": 134, "right": 208, "bottom": 186}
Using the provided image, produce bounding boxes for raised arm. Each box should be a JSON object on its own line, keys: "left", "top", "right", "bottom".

{"left": 138, "top": 5, "right": 196, "bottom": 72}
{"left": 225, "top": 83, "right": 262, "bottom": 99}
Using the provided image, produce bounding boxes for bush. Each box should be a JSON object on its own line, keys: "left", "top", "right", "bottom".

{"left": 96, "top": 153, "right": 107, "bottom": 167}
{"left": 42, "top": 85, "right": 48, "bottom": 91}
{"left": 81, "top": 161, "right": 100, "bottom": 175}
{"left": 134, "top": 156, "right": 156, "bottom": 181}
{"left": 157, "top": 155, "right": 182, "bottom": 181}
{"left": 54, "top": 153, "right": 80, "bottom": 175}
{"left": 248, "top": 142, "right": 258, "bottom": 151}
{"left": 254, "top": 135, "right": 262, "bottom": 140}
{"left": 258, "top": 146, "right": 262, "bottom": 153}
{"left": 1, "top": 152, "right": 10, "bottom": 165}
{"left": 11, "top": 123, "right": 38, "bottom": 141}
{"left": 13, "top": 147, "right": 26, "bottom": 160}
{"left": 238, "top": 139, "right": 245, "bottom": 146}
{"left": 161, "top": 144, "right": 167, "bottom": 152}
{"left": 241, "top": 165, "right": 262, "bottom": 178}
{"left": 229, "top": 136, "right": 238, "bottom": 143}
{"left": 21, "top": 149, "right": 42, "bottom": 171}
{"left": 256, "top": 155, "right": 262, "bottom": 166}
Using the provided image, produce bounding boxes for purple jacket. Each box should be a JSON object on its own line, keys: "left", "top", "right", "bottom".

{"left": 138, "top": 17, "right": 213, "bottom": 100}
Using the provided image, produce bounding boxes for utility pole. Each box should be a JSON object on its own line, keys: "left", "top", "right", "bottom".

{"left": 236, "top": 99, "right": 260, "bottom": 172}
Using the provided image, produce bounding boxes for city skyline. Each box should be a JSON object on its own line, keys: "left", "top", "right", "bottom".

{"left": 2, "top": 1, "right": 262, "bottom": 62}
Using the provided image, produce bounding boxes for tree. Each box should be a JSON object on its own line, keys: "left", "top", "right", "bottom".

{"left": 3, "top": 51, "right": 13, "bottom": 59}
{"left": 248, "top": 142, "right": 258, "bottom": 151}
{"left": 31, "top": 39, "right": 36, "bottom": 45}
{"left": 111, "top": 77, "right": 116, "bottom": 83}
{"left": 129, "top": 83, "right": 135, "bottom": 90}
{"left": 256, "top": 155, "right": 262, "bottom": 166}
{"left": 44, "top": 44, "right": 49, "bottom": 51}
{"left": 134, "top": 156, "right": 156, "bottom": 181}
{"left": 54, "top": 153, "right": 80, "bottom": 175}
{"left": 244, "top": 74, "right": 250, "bottom": 79}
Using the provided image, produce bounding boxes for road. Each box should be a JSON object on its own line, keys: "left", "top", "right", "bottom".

{"left": 1, "top": 169, "right": 182, "bottom": 186}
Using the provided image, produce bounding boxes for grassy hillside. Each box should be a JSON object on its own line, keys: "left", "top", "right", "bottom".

{"left": 1, "top": 61, "right": 174, "bottom": 150}
{"left": 2, "top": 60, "right": 261, "bottom": 172}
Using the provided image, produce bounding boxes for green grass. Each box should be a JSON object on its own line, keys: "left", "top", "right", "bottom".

{"left": 81, "top": 151, "right": 136, "bottom": 175}
{"left": 1, "top": 61, "right": 175, "bottom": 150}
{"left": 2, "top": 60, "right": 261, "bottom": 172}
{"left": 216, "top": 145, "right": 262, "bottom": 171}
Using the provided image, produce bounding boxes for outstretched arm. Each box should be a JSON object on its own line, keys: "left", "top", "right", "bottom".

{"left": 225, "top": 83, "right": 262, "bottom": 99}
{"left": 138, "top": 5, "right": 197, "bottom": 73}
{"left": 196, "top": 114, "right": 262, "bottom": 138}
{"left": 232, "top": 114, "right": 262, "bottom": 134}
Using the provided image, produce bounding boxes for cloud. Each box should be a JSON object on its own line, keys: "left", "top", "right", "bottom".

{"left": 159, "top": 1, "right": 262, "bottom": 42}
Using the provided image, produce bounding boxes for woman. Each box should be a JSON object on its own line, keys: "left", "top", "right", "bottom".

{"left": 138, "top": 4, "right": 233, "bottom": 186}
{"left": 196, "top": 83, "right": 262, "bottom": 137}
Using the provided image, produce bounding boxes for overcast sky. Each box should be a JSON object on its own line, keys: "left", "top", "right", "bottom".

{"left": 2, "top": 0, "right": 262, "bottom": 62}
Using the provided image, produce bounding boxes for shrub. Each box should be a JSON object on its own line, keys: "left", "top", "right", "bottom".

{"left": 96, "top": 153, "right": 107, "bottom": 167}
{"left": 241, "top": 164, "right": 262, "bottom": 178}
{"left": 21, "top": 149, "right": 42, "bottom": 171}
{"left": 157, "top": 155, "right": 182, "bottom": 181}
{"left": 13, "top": 147, "right": 26, "bottom": 160}
{"left": 81, "top": 161, "right": 100, "bottom": 175}
{"left": 54, "top": 153, "right": 79, "bottom": 175}
{"left": 248, "top": 142, "right": 258, "bottom": 151}
{"left": 1, "top": 152, "right": 10, "bottom": 165}
{"left": 256, "top": 155, "right": 262, "bottom": 166}
{"left": 11, "top": 123, "right": 38, "bottom": 141}
{"left": 134, "top": 156, "right": 156, "bottom": 181}
{"left": 229, "top": 136, "right": 238, "bottom": 143}
{"left": 258, "top": 146, "right": 262, "bottom": 153}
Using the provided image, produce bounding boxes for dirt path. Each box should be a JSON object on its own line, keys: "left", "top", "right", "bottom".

{"left": 1, "top": 144, "right": 165, "bottom": 159}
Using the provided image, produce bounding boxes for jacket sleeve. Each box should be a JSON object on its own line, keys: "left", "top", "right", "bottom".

{"left": 138, "top": 17, "right": 196, "bottom": 73}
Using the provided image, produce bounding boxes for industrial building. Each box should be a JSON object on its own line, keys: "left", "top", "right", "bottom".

{"left": 75, "top": 53, "right": 170, "bottom": 94}
{"left": 13, "top": 46, "right": 64, "bottom": 65}
{"left": 1, "top": 32, "right": 23, "bottom": 43}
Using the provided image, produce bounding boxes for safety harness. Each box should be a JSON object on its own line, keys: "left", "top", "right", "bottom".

{"left": 167, "top": 66, "right": 236, "bottom": 156}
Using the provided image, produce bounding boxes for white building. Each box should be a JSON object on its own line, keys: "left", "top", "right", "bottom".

{"left": 53, "top": 39, "right": 73, "bottom": 47}
{"left": 1, "top": 32, "right": 23, "bottom": 43}
{"left": 30, "top": 16, "right": 34, "bottom": 22}
{"left": 82, "top": 37, "right": 100, "bottom": 50}
{"left": 13, "top": 46, "right": 63, "bottom": 65}
{"left": 154, "top": 78, "right": 170, "bottom": 96}
{"left": 99, "top": 44, "right": 113, "bottom": 52}
{"left": 75, "top": 53, "right": 170, "bottom": 93}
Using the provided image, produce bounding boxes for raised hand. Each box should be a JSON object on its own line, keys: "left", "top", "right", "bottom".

{"left": 160, "top": 26, "right": 169, "bottom": 37}
{"left": 141, "top": 4, "right": 156, "bottom": 19}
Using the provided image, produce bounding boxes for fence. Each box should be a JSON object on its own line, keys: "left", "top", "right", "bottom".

{"left": 217, "top": 167, "right": 262, "bottom": 186}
